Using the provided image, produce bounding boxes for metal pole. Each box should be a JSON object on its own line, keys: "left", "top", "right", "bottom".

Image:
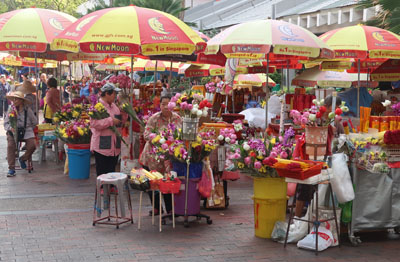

{"left": 357, "top": 59, "right": 361, "bottom": 118}
{"left": 129, "top": 55, "right": 134, "bottom": 160}
{"left": 281, "top": 66, "right": 284, "bottom": 92}
{"left": 169, "top": 59, "right": 173, "bottom": 90}
{"left": 34, "top": 53, "right": 39, "bottom": 117}
{"left": 58, "top": 61, "right": 62, "bottom": 106}
{"left": 286, "top": 60, "right": 290, "bottom": 93}
{"left": 153, "top": 60, "right": 158, "bottom": 96}
{"left": 265, "top": 54, "right": 270, "bottom": 128}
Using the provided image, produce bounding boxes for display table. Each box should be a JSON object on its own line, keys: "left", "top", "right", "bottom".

{"left": 349, "top": 163, "right": 400, "bottom": 245}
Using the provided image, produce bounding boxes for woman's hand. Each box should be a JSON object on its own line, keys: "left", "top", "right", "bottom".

{"left": 113, "top": 118, "right": 121, "bottom": 126}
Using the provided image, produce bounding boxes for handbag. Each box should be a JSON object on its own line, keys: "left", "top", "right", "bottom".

{"left": 17, "top": 110, "right": 27, "bottom": 142}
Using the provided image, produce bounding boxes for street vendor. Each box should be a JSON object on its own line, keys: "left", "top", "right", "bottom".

{"left": 4, "top": 91, "right": 37, "bottom": 177}
{"left": 295, "top": 95, "right": 344, "bottom": 217}
{"left": 90, "top": 83, "right": 126, "bottom": 180}
{"left": 140, "top": 95, "right": 182, "bottom": 216}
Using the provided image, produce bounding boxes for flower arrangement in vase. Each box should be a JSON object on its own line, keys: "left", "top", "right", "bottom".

{"left": 55, "top": 119, "right": 91, "bottom": 145}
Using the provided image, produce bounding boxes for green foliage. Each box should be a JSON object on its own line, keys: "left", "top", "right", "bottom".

{"left": 269, "top": 71, "right": 281, "bottom": 85}
{"left": 0, "top": 0, "right": 86, "bottom": 17}
{"left": 357, "top": 0, "right": 400, "bottom": 34}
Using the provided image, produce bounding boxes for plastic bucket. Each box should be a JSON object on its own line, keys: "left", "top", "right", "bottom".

{"left": 67, "top": 148, "right": 91, "bottom": 179}
{"left": 174, "top": 178, "right": 201, "bottom": 215}
{"left": 253, "top": 177, "right": 287, "bottom": 199}
{"left": 252, "top": 177, "right": 287, "bottom": 239}
{"left": 67, "top": 143, "right": 90, "bottom": 150}
{"left": 172, "top": 161, "right": 203, "bottom": 179}
{"left": 253, "top": 197, "right": 287, "bottom": 239}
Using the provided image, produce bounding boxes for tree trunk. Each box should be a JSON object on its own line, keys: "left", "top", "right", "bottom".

{"left": 179, "top": 0, "right": 185, "bottom": 20}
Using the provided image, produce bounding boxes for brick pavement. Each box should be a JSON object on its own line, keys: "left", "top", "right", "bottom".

{"left": 0, "top": 119, "right": 399, "bottom": 262}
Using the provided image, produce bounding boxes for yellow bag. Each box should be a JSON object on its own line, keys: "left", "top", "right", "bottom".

{"left": 206, "top": 181, "right": 225, "bottom": 209}
{"left": 43, "top": 96, "right": 54, "bottom": 119}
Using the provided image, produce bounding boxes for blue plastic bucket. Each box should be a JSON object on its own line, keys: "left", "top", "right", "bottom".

{"left": 172, "top": 161, "right": 203, "bottom": 179}
{"left": 67, "top": 148, "right": 91, "bottom": 179}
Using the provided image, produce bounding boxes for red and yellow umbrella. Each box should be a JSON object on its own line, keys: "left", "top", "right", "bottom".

{"left": 320, "top": 25, "right": 400, "bottom": 59}
{"left": 0, "top": 8, "right": 76, "bottom": 52}
{"left": 205, "top": 19, "right": 334, "bottom": 59}
{"left": 51, "top": 6, "right": 206, "bottom": 56}
{"left": 371, "top": 59, "right": 400, "bottom": 81}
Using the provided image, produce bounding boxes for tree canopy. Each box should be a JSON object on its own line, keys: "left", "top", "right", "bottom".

{"left": 0, "top": 0, "right": 86, "bottom": 17}
{"left": 358, "top": 0, "right": 400, "bottom": 34}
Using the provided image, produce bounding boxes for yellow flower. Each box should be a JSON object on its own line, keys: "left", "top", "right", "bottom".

{"left": 192, "top": 142, "right": 201, "bottom": 148}
{"left": 237, "top": 162, "right": 244, "bottom": 169}
{"left": 88, "top": 111, "right": 94, "bottom": 116}
{"left": 174, "top": 145, "right": 182, "bottom": 158}
{"left": 94, "top": 103, "right": 105, "bottom": 111}
{"left": 257, "top": 155, "right": 263, "bottom": 160}
{"left": 270, "top": 138, "right": 276, "bottom": 145}
{"left": 72, "top": 111, "right": 79, "bottom": 118}
{"left": 53, "top": 117, "right": 60, "bottom": 123}
{"left": 77, "top": 127, "right": 84, "bottom": 136}
{"left": 152, "top": 135, "right": 161, "bottom": 144}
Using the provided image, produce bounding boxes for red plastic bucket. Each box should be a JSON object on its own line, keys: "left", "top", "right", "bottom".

{"left": 67, "top": 144, "right": 90, "bottom": 150}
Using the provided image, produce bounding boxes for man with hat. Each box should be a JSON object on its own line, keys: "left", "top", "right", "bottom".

{"left": 0, "top": 74, "right": 10, "bottom": 118}
{"left": 90, "top": 83, "right": 126, "bottom": 179}
{"left": 4, "top": 91, "right": 38, "bottom": 177}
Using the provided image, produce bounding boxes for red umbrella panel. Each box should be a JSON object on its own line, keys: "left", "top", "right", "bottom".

{"left": 371, "top": 59, "right": 400, "bottom": 81}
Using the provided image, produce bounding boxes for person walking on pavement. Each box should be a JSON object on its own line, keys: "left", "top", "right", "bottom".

{"left": 3, "top": 91, "right": 37, "bottom": 177}
{"left": 0, "top": 75, "right": 10, "bottom": 118}
{"left": 90, "top": 83, "right": 126, "bottom": 180}
{"left": 38, "top": 73, "right": 47, "bottom": 105}
{"left": 140, "top": 95, "right": 182, "bottom": 215}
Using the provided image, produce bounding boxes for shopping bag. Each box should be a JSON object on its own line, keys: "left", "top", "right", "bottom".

{"left": 271, "top": 221, "right": 288, "bottom": 242}
{"left": 311, "top": 206, "right": 342, "bottom": 246}
{"left": 198, "top": 170, "right": 212, "bottom": 198}
{"left": 339, "top": 201, "right": 352, "bottom": 224}
{"left": 331, "top": 153, "right": 355, "bottom": 203}
{"left": 206, "top": 181, "right": 225, "bottom": 208}
{"left": 297, "top": 226, "right": 334, "bottom": 251}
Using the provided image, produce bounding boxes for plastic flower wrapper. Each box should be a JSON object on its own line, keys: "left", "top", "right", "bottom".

{"left": 55, "top": 119, "right": 91, "bottom": 144}
{"left": 88, "top": 102, "right": 128, "bottom": 146}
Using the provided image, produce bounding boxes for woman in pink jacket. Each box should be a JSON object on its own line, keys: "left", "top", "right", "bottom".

{"left": 90, "top": 83, "right": 124, "bottom": 177}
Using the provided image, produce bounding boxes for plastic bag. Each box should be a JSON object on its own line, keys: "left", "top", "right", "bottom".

{"left": 331, "top": 153, "right": 355, "bottom": 203}
{"left": 297, "top": 226, "right": 334, "bottom": 251}
{"left": 271, "top": 221, "right": 288, "bottom": 242}
{"left": 277, "top": 206, "right": 311, "bottom": 244}
{"left": 198, "top": 169, "right": 212, "bottom": 198}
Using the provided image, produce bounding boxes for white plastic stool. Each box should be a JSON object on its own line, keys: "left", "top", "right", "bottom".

{"left": 93, "top": 172, "right": 133, "bottom": 228}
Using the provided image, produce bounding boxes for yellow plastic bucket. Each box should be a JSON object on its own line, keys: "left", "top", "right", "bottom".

{"left": 253, "top": 177, "right": 287, "bottom": 199}
{"left": 252, "top": 177, "right": 287, "bottom": 239}
{"left": 253, "top": 197, "right": 287, "bottom": 238}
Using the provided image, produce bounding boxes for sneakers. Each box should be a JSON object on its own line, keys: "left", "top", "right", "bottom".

{"left": 19, "top": 158, "right": 27, "bottom": 169}
{"left": 7, "top": 170, "right": 15, "bottom": 177}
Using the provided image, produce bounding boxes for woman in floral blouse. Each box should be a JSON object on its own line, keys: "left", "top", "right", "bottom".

{"left": 140, "top": 95, "right": 181, "bottom": 215}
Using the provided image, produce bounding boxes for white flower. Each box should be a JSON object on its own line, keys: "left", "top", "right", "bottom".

{"left": 218, "top": 135, "right": 224, "bottom": 141}
{"left": 382, "top": 100, "right": 391, "bottom": 107}
{"left": 243, "top": 143, "right": 250, "bottom": 151}
{"left": 193, "top": 104, "right": 199, "bottom": 110}
{"left": 159, "top": 138, "right": 166, "bottom": 144}
{"left": 191, "top": 108, "right": 198, "bottom": 115}
{"left": 312, "top": 99, "right": 318, "bottom": 105}
{"left": 309, "top": 114, "right": 317, "bottom": 121}
{"left": 197, "top": 110, "right": 203, "bottom": 117}
{"left": 341, "top": 106, "right": 349, "bottom": 112}
{"left": 225, "top": 137, "right": 231, "bottom": 143}
{"left": 202, "top": 109, "right": 208, "bottom": 117}
{"left": 320, "top": 99, "right": 324, "bottom": 105}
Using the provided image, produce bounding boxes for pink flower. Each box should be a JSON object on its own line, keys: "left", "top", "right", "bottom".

{"left": 280, "top": 151, "right": 288, "bottom": 159}
{"left": 254, "top": 161, "right": 262, "bottom": 169}
{"left": 161, "top": 143, "right": 169, "bottom": 150}
{"left": 232, "top": 153, "right": 241, "bottom": 159}
{"left": 300, "top": 117, "right": 308, "bottom": 125}
{"left": 180, "top": 101, "right": 188, "bottom": 110}
{"left": 244, "top": 157, "right": 251, "bottom": 165}
{"left": 168, "top": 102, "right": 176, "bottom": 111}
{"left": 270, "top": 152, "right": 278, "bottom": 158}
{"left": 149, "top": 133, "right": 156, "bottom": 140}
{"left": 187, "top": 104, "right": 193, "bottom": 110}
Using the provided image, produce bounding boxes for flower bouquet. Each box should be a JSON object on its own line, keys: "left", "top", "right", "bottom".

{"left": 120, "top": 102, "right": 144, "bottom": 128}
{"left": 109, "top": 74, "right": 135, "bottom": 96}
{"left": 67, "top": 83, "right": 81, "bottom": 96}
{"left": 8, "top": 105, "right": 18, "bottom": 144}
{"left": 89, "top": 80, "right": 106, "bottom": 94}
{"left": 55, "top": 119, "right": 91, "bottom": 144}
{"left": 217, "top": 128, "right": 237, "bottom": 145}
{"left": 88, "top": 102, "right": 128, "bottom": 146}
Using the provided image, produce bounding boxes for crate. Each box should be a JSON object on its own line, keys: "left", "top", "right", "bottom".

{"left": 275, "top": 160, "right": 323, "bottom": 180}
{"left": 159, "top": 179, "right": 181, "bottom": 194}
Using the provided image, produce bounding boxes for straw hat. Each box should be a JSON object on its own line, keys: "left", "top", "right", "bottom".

{"left": 16, "top": 80, "right": 36, "bottom": 94}
{"left": 6, "top": 91, "right": 31, "bottom": 104}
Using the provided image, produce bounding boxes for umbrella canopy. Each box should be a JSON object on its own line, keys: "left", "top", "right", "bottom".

{"left": 205, "top": 19, "right": 334, "bottom": 59}
{"left": 124, "top": 58, "right": 181, "bottom": 72}
{"left": 95, "top": 64, "right": 126, "bottom": 71}
{"left": 234, "top": 74, "right": 276, "bottom": 87}
{"left": 292, "top": 67, "right": 378, "bottom": 88}
{"left": 371, "top": 59, "right": 400, "bottom": 81}
{"left": 319, "top": 25, "right": 400, "bottom": 59}
{"left": 0, "top": 8, "right": 76, "bottom": 52}
{"left": 51, "top": 6, "right": 206, "bottom": 56}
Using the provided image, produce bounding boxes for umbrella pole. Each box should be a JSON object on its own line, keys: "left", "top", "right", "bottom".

{"left": 286, "top": 60, "right": 290, "bottom": 94}
{"left": 265, "top": 54, "right": 270, "bottom": 129}
{"left": 232, "top": 88, "right": 235, "bottom": 113}
{"left": 169, "top": 59, "right": 173, "bottom": 90}
{"left": 34, "top": 53, "right": 39, "bottom": 117}
{"left": 58, "top": 61, "right": 62, "bottom": 106}
{"left": 153, "top": 60, "right": 158, "bottom": 96}
{"left": 281, "top": 66, "right": 284, "bottom": 92}
{"left": 357, "top": 59, "right": 361, "bottom": 118}
{"left": 130, "top": 55, "right": 134, "bottom": 160}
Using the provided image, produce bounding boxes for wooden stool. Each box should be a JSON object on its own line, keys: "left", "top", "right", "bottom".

{"left": 93, "top": 172, "right": 133, "bottom": 229}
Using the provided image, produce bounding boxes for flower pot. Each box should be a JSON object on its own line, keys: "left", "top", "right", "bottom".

{"left": 182, "top": 117, "right": 199, "bottom": 141}
{"left": 252, "top": 177, "right": 287, "bottom": 239}
{"left": 305, "top": 126, "right": 328, "bottom": 159}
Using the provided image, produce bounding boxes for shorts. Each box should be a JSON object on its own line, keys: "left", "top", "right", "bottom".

{"left": 296, "top": 184, "right": 315, "bottom": 202}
